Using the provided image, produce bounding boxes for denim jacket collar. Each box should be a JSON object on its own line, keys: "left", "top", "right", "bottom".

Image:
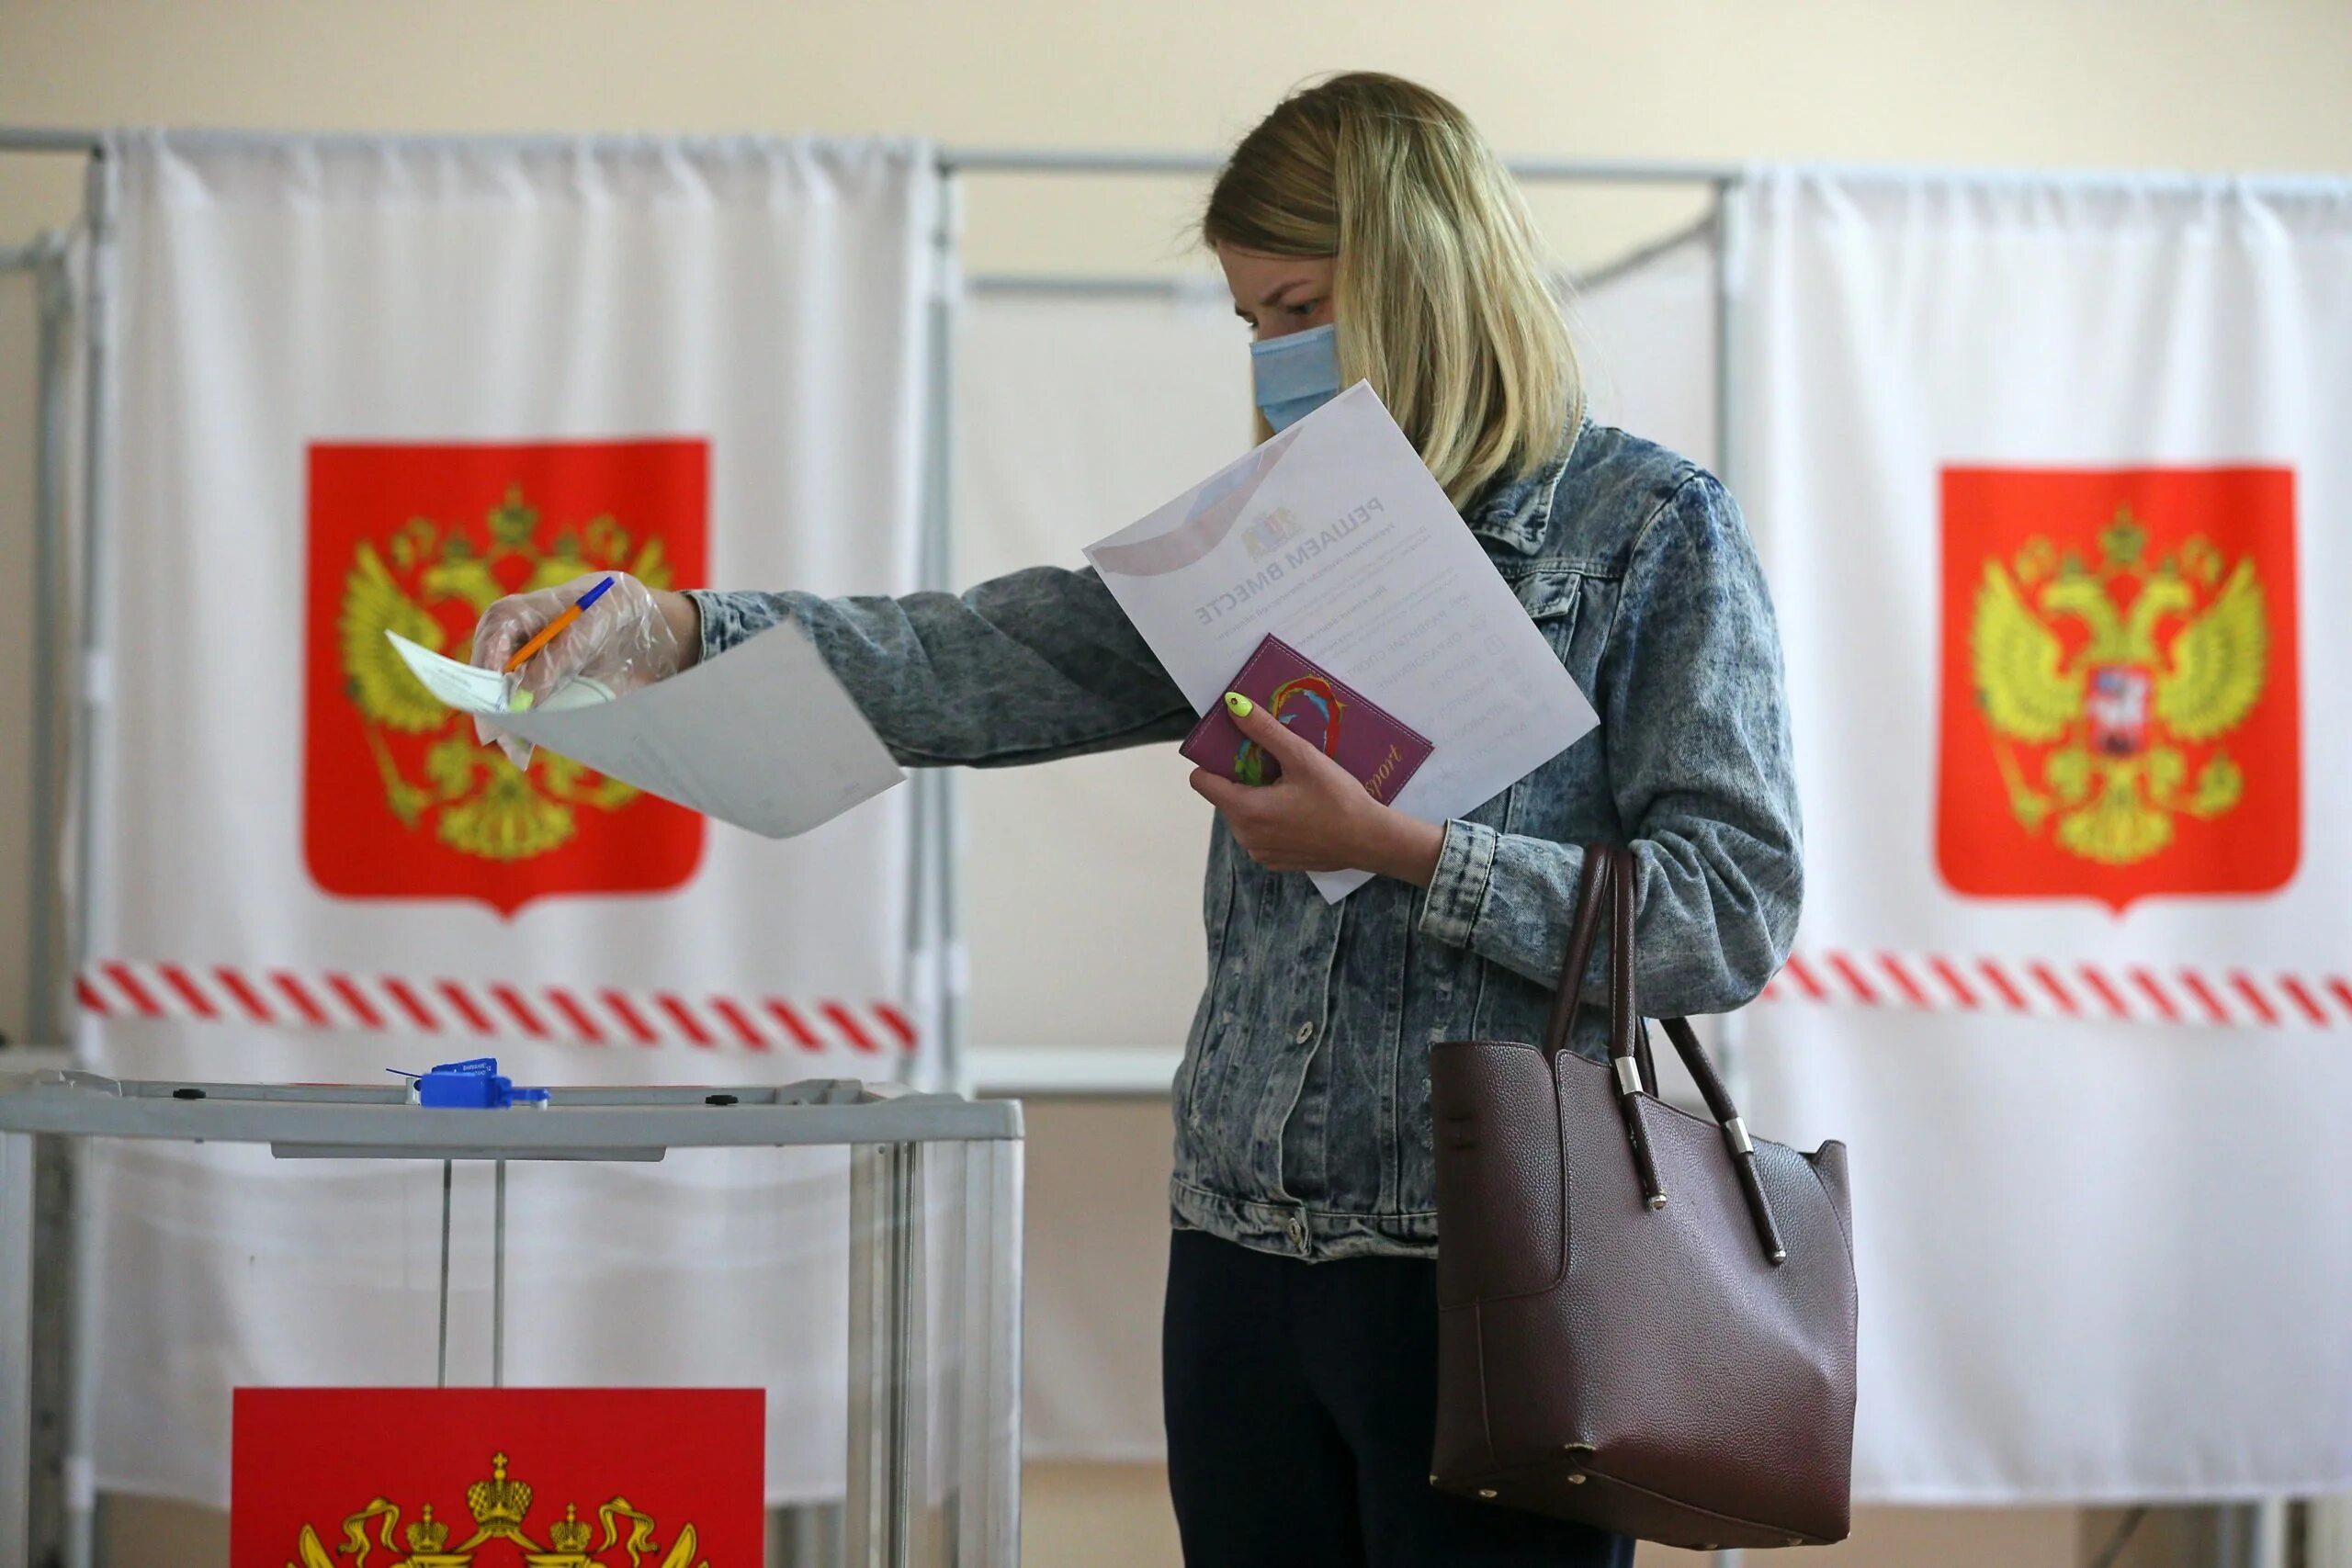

{"left": 1460, "top": 414, "right": 1587, "bottom": 556}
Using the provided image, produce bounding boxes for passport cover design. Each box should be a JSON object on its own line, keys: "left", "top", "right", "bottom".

{"left": 1182, "top": 635, "right": 1434, "bottom": 804}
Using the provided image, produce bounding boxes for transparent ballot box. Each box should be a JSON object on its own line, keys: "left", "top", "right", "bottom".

{"left": 0, "top": 1072, "right": 1023, "bottom": 1568}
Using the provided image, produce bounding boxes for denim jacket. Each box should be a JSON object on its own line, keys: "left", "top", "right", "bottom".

{"left": 687, "top": 418, "right": 1803, "bottom": 1262}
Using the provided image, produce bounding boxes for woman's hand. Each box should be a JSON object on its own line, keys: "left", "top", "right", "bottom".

{"left": 1189, "top": 692, "right": 1447, "bottom": 886}
{"left": 468, "top": 572, "right": 701, "bottom": 763}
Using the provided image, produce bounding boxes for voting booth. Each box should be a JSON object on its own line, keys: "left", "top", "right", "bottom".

{"left": 55, "top": 133, "right": 953, "bottom": 1521}
{"left": 951, "top": 166, "right": 2352, "bottom": 1520}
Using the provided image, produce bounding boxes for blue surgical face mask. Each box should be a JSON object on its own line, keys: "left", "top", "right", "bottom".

{"left": 1251, "top": 321, "right": 1341, "bottom": 433}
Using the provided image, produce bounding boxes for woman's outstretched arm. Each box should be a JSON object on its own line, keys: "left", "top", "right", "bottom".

{"left": 685, "top": 565, "right": 1195, "bottom": 768}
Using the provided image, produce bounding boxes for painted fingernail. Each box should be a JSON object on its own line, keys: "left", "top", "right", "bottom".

{"left": 1224, "top": 691, "right": 1253, "bottom": 717}
{"left": 508, "top": 689, "right": 536, "bottom": 712}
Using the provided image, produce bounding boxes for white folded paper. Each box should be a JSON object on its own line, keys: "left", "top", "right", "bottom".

{"left": 1084, "top": 381, "right": 1599, "bottom": 899}
{"left": 387, "top": 626, "right": 902, "bottom": 839}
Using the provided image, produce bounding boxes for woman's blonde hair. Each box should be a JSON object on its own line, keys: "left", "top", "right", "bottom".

{"left": 1204, "top": 72, "right": 1579, "bottom": 507}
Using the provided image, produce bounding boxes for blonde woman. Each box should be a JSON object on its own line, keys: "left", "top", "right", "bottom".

{"left": 473, "top": 73, "right": 1799, "bottom": 1568}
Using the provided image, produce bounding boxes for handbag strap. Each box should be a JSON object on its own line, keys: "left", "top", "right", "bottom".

{"left": 1598, "top": 847, "right": 1671, "bottom": 1212}
{"left": 1562, "top": 844, "right": 1791, "bottom": 1265}
{"left": 1538, "top": 848, "right": 1616, "bottom": 1061}
{"left": 1540, "top": 848, "right": 1659, "bottom": 1092}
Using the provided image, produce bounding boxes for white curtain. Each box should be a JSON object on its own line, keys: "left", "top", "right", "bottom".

{"left": 956, "top": 288, "right": 1242, "bottom": 1459}
{"left": 1567, "top": 226, "right": 1719, "bottom": 470}
{"left": 1735, "top": 168, "right": 2352, "bottom": 1501}
{"left": 87, "top": 130, "right": 938, "bottom": 1503}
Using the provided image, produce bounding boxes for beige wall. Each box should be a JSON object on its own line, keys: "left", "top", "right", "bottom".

{"left": 6, "top": 3, "right": 2350, "bottom": 1564}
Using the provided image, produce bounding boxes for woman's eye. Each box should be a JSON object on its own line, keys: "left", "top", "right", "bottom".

{"left": 1289, "top": 301, "right": 1317, "bottom": 317}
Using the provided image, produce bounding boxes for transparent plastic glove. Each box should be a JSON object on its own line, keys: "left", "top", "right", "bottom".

{"left": 468, "top": 572, "right": 692, "bottom": 766}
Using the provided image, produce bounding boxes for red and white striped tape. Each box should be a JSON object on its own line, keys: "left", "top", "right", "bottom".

{"left": 1759, "top": 949, "right": 2352, "bottom": 1030}
{"left": 76, "top": 960, "right": 917, "bottom": 1055}
{"left": 80, "top": 952, "right": 2347, "bottom": 1046}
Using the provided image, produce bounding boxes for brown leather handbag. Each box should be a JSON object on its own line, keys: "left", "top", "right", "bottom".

{"left": 1428, "top": 844, "right": 1857, "bottom": 1550}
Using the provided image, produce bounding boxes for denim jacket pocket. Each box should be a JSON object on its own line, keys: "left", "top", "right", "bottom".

{"left": 1509, "top": 568, "right": 1587, "bottom": 649}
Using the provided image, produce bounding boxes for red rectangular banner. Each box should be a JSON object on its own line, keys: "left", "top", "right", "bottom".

{"left": 1936, "top": 465, "right": 2300, "bottom": 912}
{"left": 232, "top": 1387, "right": 764, "bottom": 1567}
{"left": 302, "top": 438, "right": 711, "bottom": 917}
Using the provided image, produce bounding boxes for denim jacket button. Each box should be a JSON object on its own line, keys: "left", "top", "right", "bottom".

{"left": 1286, "top": 1215, "right": 1307, "bottom": 1248}
{"left": 1295, "top": 1021, "right": 1317, "bottom": 1044}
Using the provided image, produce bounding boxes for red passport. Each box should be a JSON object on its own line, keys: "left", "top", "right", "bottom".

{"left": 1182, "top": 635, "right": 1434, "bottom": 805}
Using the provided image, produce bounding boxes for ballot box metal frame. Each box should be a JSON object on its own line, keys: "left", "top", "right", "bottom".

{"left": 0, "top": 1070, "right": 1024, "bottom": 1568}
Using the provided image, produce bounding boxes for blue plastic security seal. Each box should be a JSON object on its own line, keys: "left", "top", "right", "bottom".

{"left": 415, "top": 1056, "right": 516, "bottom": 1109}
{"left": 390, "top": 1057, "right": 549, "bottom": 1108}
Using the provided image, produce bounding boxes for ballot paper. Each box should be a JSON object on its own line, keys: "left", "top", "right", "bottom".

{"left": 1085, "top": 381, "right": 1599, "bottom": 899}
{"left": 386, "top": 626, "right": 902, "bottom": 839}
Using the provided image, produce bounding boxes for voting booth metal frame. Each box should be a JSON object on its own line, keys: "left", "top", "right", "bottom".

{"left": 0, "top": 130, "right": 1920, "bottom": 1568}
{"left": 0, "top": 1069, "right": 1027, "bottom": 1568}
{"left": 0, "top": 134, "right": 1753, "bottom": 1568}
{"left": 0, "top": 129, "right": 2309, "bottom": 1568}
{"left": 932, "top": 147, "right": 1747, "bottom": 1102}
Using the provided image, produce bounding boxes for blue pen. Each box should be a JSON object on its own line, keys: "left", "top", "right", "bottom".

{"left": 503, "top": 575, "right": 617, "bottom": 677}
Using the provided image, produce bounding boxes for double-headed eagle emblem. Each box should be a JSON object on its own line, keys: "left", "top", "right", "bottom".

{"left": 289, "top": 1450, "right": 707, "bottom": 1568}
{"left": 337, "top": 485, "right": 673, "bottom": 861}
{"left": 1968, "top": 510, "right": 2268, "bottom": 864}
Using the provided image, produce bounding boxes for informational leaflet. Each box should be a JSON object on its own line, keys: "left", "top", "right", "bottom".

{"left": 387, "top": 625, "right": 902, "bottom": 839}
{"left": 1085, "top": 381, "right": 1599, "bottom": 899}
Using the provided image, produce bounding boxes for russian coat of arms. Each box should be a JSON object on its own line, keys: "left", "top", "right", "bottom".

{"left": 232, "top": 1389, "right": 764, "bottom": 1568}
{"left": 303, "top": 440, "right": 709, "bottom": 915}
{"left": 288, "top": 1450, "right": 707, "bottom": 1568}
{"left": 1969, "top": 512, "right": 2263, "bottom": 863}
{"left": 1936, "top": 467, "right": 2300, "bottom": 911}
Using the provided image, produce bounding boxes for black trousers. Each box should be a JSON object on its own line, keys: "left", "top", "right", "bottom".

{"left": 1162, "top": 1227, "right": 1634, "bottom": 1568}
